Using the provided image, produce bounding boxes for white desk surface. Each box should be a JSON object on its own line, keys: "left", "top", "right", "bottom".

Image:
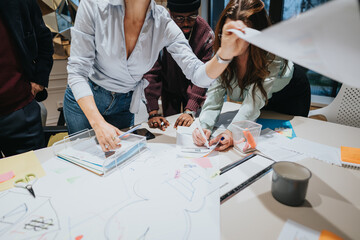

{"left": 35, "top": 101, "right": 360, "bottom": 239}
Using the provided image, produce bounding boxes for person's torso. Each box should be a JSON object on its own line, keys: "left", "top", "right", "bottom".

{"left": 0, "top": 17, "right": 33, "bottom": 116}
{"left": 226, "top": 57, "right": 292, "bottom": 102}
{"left": 89, "top": 1, "right": 174, "bottom": 91}
{"left": 159, "top": 17, "right": 213, "bottom": 97}
{"left": 0, "top": 0, "right": 39, "bottom": 82}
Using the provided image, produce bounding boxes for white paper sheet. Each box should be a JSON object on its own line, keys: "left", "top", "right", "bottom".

{"left": 0, "top": 143, "right": 221, "bottom": 240}
{"left": 230, "top": 0, "right": 360, "bottom": 87}
{"left": 257, "top": 129, "right": 341, "bottom": 166}
{"left": 283, "top": 137, "right": 342, "bottom": 166}
{"left": 257, "top": 129, "right": 307, "bottom": 162}
{"left": 278, "top": 219, "right": 320, "bottom": 240}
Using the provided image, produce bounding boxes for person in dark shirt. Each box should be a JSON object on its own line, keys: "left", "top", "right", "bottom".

{"left": 0, "top": 0, "right": 53, "bottom": 157}
{"left": 144, "top": 0, "right": 214, "bottom": 130}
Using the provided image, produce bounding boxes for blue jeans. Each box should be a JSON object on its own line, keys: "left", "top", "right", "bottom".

{"left": 63, "top": 80, "right": 134, "bottom": 135}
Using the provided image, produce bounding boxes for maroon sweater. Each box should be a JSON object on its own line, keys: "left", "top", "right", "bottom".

{"left": 0, "top": 17, "right": 33, "bottom": 116}
{"left": 144, "top": 16, "right": 214, "bottom": 115}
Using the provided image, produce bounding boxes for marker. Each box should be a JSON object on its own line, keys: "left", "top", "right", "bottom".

{"left": 180, "top": 147, "right": 211, "bottom": 153}
{"left": 118, "top": 125, "right": 141, "bottom": 138}
{"left": 220, "top": 153, "right": 255, "bottom": 175}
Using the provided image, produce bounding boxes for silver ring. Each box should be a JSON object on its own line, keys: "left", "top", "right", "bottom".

{"left": 112, "top": 136, "right": 116, "bottom": 141}
{"left": 105, "top": 144, "right": 109, "bottom": 149}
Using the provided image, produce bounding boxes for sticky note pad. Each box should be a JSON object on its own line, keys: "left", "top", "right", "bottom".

{"left": 319, "top": 230, "right": 343, "bottom": 240}
{"left": 0, "top": 151, "right": 45, "bottom": 191}
{"left": 341, "top": 146, "right": 360, "bottom": 165}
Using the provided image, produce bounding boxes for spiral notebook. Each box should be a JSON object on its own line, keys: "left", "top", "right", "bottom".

{"left": 341, "top": 146, "right": 360, "bottom": 169}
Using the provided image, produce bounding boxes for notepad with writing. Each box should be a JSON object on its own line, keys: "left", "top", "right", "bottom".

{"left": 341, "top": 146, "right": 360, "bottom": 169}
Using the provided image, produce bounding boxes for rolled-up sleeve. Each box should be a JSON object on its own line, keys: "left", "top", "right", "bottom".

{"left": 199, "top": 79, "right": 227, "bottom": 131}
{"left": 67, "top": 0, "right": 96, "bottom": 101}
{"left": 165, "top": 20, "right": 215, "bottom": 88}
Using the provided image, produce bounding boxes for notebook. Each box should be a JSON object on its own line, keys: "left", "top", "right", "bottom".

{"left": 341, "top": 146, "right": 360, "bottom": 169}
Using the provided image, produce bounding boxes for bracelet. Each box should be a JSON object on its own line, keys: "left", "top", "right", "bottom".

{"left": 183, "top": 110, "right": 195, "bottom": 119}
{"left": 148, "top": 113, "right": 162, "bottom": 120}
{"left": 215, "top": 52, "right": 233, "bottom": 64}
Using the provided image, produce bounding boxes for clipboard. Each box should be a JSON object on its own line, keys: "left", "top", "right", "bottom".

{"left": 219, "top": 153, "right": 275, "bottom": 203}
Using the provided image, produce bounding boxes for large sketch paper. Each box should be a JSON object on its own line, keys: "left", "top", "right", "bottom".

{"left": 0, "top": 143, "right": 220, "bottom": 240}
{"left": 0, "top": 151, "right": 46, "bottom": 191}
{"left": 229, "top": 0, "right": 360, "bottom": 87}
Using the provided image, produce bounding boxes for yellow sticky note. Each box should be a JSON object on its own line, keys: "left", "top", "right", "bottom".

{"left": 319, "top": 230, "right": 343, "bottom": 240}
{"left": 341, "top": 146, "right": 360, "bottom": 164}
{"left": 0, "top": 151, "right": 46, "bottom": 191}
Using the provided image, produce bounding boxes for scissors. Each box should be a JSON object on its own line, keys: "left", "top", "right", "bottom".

{"left": 14, "top": 173, "right": 37, "bottom": 198}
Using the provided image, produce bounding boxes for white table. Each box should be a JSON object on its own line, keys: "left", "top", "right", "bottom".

{"left": 35, "top": 101, "right": 360, "bottom": 239}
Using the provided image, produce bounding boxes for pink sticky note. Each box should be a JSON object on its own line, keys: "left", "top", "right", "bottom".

{"left": 0, "top": 171, "right": 15, "bottom": 183}
{"left": 191, "top": 157, "right": 213, "bottom": 169}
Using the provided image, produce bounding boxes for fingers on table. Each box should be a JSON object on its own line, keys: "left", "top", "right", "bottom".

{"left": 148, "top": 119, "right": 158, "bottom": 128}
{"left": 175, "top": 117, "right": 193, "bottom": 127}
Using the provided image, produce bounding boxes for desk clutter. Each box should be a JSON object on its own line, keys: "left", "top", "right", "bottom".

{"left": 0, "top": 118, "right": 358, "bottom": 239}
{"left": 0, "top": 143, "right": 222, "bottom": 239}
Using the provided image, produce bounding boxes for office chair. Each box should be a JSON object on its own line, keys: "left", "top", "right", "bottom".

{"left": 308, "top": 84, "right": 360, "bottom": 128}
{"left": 42, "top": 107, "right": 68, "bottom": 146}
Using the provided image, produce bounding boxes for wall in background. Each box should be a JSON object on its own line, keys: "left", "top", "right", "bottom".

{"left": 43, "top": 59, "right": 68, "bottom": 126}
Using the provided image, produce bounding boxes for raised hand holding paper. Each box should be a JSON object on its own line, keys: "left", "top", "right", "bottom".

{"left": 228, "top": 0, "right": 360, "bottom": 88}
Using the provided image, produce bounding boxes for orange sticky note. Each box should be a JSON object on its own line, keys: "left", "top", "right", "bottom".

{"left": 319, "top": 230, "right": 343, "bottom": 240}
{"left": 341, "top": 146, "right": 360, "bottom": 164}
{"left": 243, "top": 130, "right": 256, "bottom": 148}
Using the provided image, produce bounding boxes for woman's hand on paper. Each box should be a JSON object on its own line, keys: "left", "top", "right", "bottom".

{"left": 93, "top": 120, "right": 122, "bottom": 152}
{"left": 210, "top": 130, "right": 234, "bottom": 151}
{"left": 192, "top": 128, "right": 211, "bottom": 146}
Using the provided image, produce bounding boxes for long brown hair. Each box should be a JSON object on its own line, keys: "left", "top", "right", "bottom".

{"left": 214, "top": 0, "right": 274, "bottom": 102}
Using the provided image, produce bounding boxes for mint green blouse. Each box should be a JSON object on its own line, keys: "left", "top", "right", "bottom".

{"left": 199, "top": 57, "right": 294, "bottom": 132}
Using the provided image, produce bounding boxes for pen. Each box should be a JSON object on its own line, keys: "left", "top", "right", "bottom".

{"left": 180, "top": 147, "right": 211, "bottom": 153}
{"left": 220, "top": 153, "right": 255, "bottom": 175}
{"left": 118, "top": 125, "right": 141, "bottom": 138}
{"left": 195, "top": 120, "right": 210, "bottom": 148}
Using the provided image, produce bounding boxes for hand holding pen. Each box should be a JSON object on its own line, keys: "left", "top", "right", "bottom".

{"left": 192, "top": 122, "right": 212, "bottom": 148}
{"left": 147, "top": 111, "right": 169, "bottom": 131}
{"left": 209, "top": 130, "right": 234, "bottom": 151}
